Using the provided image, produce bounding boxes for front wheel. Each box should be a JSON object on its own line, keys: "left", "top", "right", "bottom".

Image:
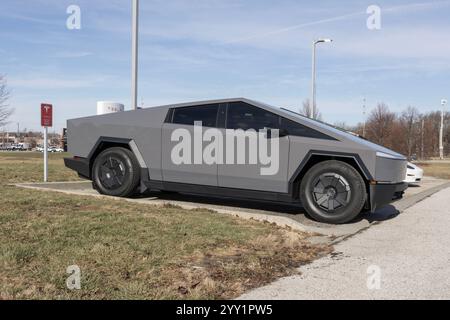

{"left": 92, "top": 147, "right": 140, "bottom": 197}
{"left": 300, "top": 160, "right": 367, "bottom": 224}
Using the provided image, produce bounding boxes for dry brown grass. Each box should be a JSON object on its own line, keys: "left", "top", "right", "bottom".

{"left": 0, "top": 152, "right": 331, "bottom": 299}
{"left": 415, "top": 161, "right": 450, "bottom": 180}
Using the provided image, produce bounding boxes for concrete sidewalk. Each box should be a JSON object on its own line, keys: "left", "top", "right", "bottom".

{"left": 239, "top": 186, "right": 450, "bottom": 300}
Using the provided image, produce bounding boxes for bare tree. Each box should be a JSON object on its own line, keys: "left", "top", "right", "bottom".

{"left": 359, "top": 103, "right": 448, "bottom": 159}
{"left": 366, "top": 103, "right": 396, "bottom": 148}
{"left": 300, "top": 99, "right": 322, "bottom": 121}
{"left": 444, "top": 111, "right": 450, "bottom": 157}
{"left": 399, "top": 106, "right": 420, "bottom": 158}
{"left": 422, "top": 111, "right": 442, "bottom": 158}
{"left": 333, "top": 121, "right": 357, "bottom": 132}
{"left": 0, "top": 75, "right": 13, "bottom": 126}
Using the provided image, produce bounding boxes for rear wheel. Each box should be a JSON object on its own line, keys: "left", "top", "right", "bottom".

{"left": 92, "top": 147, "right": 140, "bottom": 197}
{"left": 300, "top": 160, "right": 366, "bottom": 224}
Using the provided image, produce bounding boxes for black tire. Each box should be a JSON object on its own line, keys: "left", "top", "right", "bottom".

{"left": 92, "top": 147, "right": 140, "bottom": 197}
{"left": 300, "top": 160, "right": 367, "bottom": 224}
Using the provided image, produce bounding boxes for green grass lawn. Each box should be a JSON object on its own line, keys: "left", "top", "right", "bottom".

{"left": 0, "top": 152, "right": 330, "bottom": 299}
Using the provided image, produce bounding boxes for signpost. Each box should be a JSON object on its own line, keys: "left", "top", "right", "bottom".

{"left": 41, "top": 103, "right": 53, "bottom": 182}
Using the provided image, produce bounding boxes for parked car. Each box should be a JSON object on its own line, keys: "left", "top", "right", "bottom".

{"left": 10, "top": 144, "right": 21, "bottom": 151}
{"left": 404, "top": 162, "right": 424, "bottom": 184}
{"left": 16, "top": 143, "right": 30, "bottom": 151}
{"left": 64, "top": 98, "right": 408, "bottom": 224}
{"left": 36, "top": 146, "right": 62, "bottom": 152}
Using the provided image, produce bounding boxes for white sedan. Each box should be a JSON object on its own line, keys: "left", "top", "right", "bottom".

{"left": 404, "top": 162, "right": 424, "bottom": 184}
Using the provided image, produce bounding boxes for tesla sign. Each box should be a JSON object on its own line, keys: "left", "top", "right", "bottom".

{"left": 41, "top": 103, "right": 53, "bottom": 127}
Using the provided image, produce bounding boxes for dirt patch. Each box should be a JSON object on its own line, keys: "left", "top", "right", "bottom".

{"left": 161, "top": 231, "right": 331, "bottom": 299}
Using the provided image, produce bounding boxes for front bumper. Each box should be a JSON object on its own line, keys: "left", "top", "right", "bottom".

{"left": 369, "top": 182, "right": 408, "bottom": 212}
{"left": 64, "top": 157, "right": 90, "bottom": 179}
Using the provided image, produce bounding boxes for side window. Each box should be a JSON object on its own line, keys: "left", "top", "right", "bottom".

{"left": 280, "top": 117, "right": 336, "bottom": 140}
{"left": 227, "top": 102, "right": 280, "bottom": 130}
{"left": 172, "top": 104, "right": 219, "bottom": 127}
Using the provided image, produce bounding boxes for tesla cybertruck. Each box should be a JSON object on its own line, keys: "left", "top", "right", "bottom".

{"left": 65, "top": 98, "right": 408, "bottom": 224}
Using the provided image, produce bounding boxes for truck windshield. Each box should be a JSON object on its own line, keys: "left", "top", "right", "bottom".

{"left": 280, "top": 108, "right": 366, "bottom": 140}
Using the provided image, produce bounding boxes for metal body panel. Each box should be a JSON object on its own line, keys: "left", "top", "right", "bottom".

{"left": 375, "top": 157, "right": 407, "bottom": 183}
{"left": 161, "top": 123, "right": 218, "bottom": 186}
{"left": 217, "top": 129, "right": 290, "bottom": 193}
{"left": 286, "top": 136, "right": 376, "bottom": 181}
{"left": 66, "top": 98, "right": 408, "bottom": 211}
{"left": 68, "top": 107, "right": 167, "bottom": 181}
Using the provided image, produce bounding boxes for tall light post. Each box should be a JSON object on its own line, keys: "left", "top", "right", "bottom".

{"left": 131, "top": 0, "right": 139, "bottom": 110}
{"left": 311, "top": 38, "right": 332, "bottom": 119}
{"left": 440, "top": 99, "right": 447, "bottom": 160}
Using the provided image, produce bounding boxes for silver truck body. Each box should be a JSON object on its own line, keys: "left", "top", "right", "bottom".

{"left": 65, "top": 98, "right": 407, "bottom": 215}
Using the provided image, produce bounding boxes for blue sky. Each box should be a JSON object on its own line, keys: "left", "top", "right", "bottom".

{"left": 1, "top": 0, "right": 450, "bottom": 132}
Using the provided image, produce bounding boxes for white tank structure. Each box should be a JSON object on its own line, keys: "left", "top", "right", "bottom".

{"left": 96, "top": 101, "right": 125, "bottom": 116}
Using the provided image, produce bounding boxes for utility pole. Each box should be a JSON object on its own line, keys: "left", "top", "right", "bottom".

{"left": 440, "top": 99, "right": 447, "bottom": 160}
{"left": 131, "top": 0, "right": 139, "bottom": 110}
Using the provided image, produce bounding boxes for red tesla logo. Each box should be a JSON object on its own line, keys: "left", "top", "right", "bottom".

{"left": 41, "top": 103, "right": 53, "bottom": 127}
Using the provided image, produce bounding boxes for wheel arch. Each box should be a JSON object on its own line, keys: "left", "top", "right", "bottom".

{"left": 87, "top": 137, "right": 149, "bottom": 192}
{"left": 289, "top": 151, "right": 372, "bottom": 202}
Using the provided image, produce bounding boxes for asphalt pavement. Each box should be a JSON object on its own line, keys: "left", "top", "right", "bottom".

{"left": 239, "top": 186, "right": 450, "bottom": 299}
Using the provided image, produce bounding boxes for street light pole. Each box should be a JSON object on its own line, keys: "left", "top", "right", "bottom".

{"left": 311, "top": 42, "right": 316, "bottom": 119}
{"left": 131, "top": 0, "right": 139, "bottom": 110}
{"left": 440, "top": 99, "right": 447, "bottom": 160}
{"left": 311, "top": 38, "right": 332, "bottom": 119}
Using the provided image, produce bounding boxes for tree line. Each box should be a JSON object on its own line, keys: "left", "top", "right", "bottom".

{"left": 302, "top": 99, "right": 449, "bottom": 159}
{"left": 349, "top": 104, "right": 448, "bottom": 159}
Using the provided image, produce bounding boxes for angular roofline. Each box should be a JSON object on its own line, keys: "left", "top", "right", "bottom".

{"left": 143, "top": 97, "right": 267, "bottom": 110}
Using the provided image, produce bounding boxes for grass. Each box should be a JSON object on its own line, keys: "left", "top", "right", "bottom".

{"left": 0, "top": 152, "right": 80, "bottom": 183}
{"left": 415, "top": 161, "right": 450, "bottom": 180}
{"left": 0, "top": 152, "right": 330, "bottom": 299}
